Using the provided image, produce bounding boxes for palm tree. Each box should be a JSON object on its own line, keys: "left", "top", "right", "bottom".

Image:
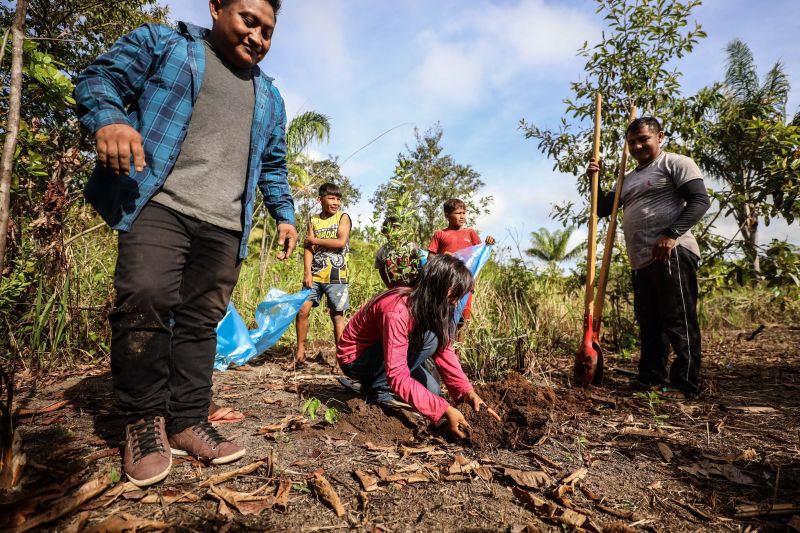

{"left": 525, "top": 226, "right": 585, "bottom": 270}
{"left": 286, "top": 111, "right": 331, "bottom": 198}
{"left": 695, "top": 39, "right": 793, "bottom": 275}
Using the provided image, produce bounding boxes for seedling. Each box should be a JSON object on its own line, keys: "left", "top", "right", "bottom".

{"left": 324, "top": 407, "right": 340, "bottom": 425}
{"left": 302, "top": 397, "right": 322, "bottom": 420}
{"left": 633, "top": 391, "right": 669, "bottom": 426}
{"left": 302, "top": 397, "right": 340, "bottom": 425}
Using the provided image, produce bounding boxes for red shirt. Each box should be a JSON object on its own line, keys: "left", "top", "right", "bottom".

{"left": 428, "top": 227, "right": 481, "bottom": 319}
{"left": 336, "top": 289, "right": 474, "bottom": 422}
{"left": 427, "top": 227, "right": 481, "bottom": 255}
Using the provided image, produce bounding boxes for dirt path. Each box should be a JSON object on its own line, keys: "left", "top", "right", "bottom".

{"left": 3, "top": 326, "right": 799, "bottom": 532}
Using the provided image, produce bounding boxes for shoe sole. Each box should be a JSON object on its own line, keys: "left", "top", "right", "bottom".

{"left": 170, "top": 447, "right": 247, "bottom": 465}
{"left": 126, "top": 456, "right": 172, "bottom": 487}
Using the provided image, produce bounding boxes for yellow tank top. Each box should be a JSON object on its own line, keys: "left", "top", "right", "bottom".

{"left": 310, "top": 212, "right": 349, "bottom": 284}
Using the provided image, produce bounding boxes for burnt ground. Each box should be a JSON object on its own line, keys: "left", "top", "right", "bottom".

{"left": 2, "top": 327, "right": 799, "bottom": 532}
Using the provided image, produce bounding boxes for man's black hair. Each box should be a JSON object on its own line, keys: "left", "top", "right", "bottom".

{"left": 443, "top": 198, "right": 466, "bottom": 215}
{"left": 217, "top": 0, "right": 282, "bottom": 16}
{"left": 626, "top": 117, "right": 662, "bottom": 136}
{"left": 318, "top": 182, "right": 342, "bottom": 198}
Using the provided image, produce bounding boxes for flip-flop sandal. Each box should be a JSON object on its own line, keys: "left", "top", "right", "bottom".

{"left": 208, "top": 403, "right": 245, "bottom": 424}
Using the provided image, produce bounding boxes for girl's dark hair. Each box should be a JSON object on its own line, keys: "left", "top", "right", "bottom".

{"left": 217, "top": 0, "right": 282, "bottom": 16}
{"left": 406, "top": 254, "right": 474, "bottom": 354}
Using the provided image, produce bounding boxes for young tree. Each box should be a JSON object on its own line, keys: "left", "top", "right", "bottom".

{"left": 526, "top": 226, "right": 585, "bottom": 271}
{"left": 520, "top": 0, "right": 706, "bottom": 227}
{"left": 681, "top": 40, "right": 800, "bottom": 275}
{"left": 370, "top": 124, "right": 492, "bottom": 244}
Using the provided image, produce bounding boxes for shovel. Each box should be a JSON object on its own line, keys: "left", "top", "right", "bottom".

{"left": 592, "top": 104, "right": 637, "bottom": 343}
{"left": 574, "top": 93, "right": 603, "bottom": 387}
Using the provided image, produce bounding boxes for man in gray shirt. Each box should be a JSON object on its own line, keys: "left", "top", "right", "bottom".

{"left": 590, "top": 117, "right": 711, "bottom": 399}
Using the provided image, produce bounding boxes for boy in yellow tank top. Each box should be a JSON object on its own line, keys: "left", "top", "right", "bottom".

{"left": 294, "top": 183, "right": 352, "bottom": 366}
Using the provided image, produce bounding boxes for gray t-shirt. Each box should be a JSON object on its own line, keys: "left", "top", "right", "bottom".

{"left": 151, "top": 40, "right": 255, "bottom": 231}
{"left": 619, "top": 151, "right": 703, "bottom": 270}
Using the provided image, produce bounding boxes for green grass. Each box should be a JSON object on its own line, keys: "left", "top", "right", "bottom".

{"left": 3, "top": 216, "right": 799, "bottom": 378}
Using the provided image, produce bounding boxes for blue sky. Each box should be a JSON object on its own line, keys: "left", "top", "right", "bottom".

{"left": 166, "top": 0, "right": 799, "bottom": 260}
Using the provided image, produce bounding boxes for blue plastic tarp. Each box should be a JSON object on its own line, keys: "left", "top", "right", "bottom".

{"left": 214, "top": 287, "right": 311, "bottom": 371}
{"left": 453, "top": 244, "right": 493, "bottom": 323}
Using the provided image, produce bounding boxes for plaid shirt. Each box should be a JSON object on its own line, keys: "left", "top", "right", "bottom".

{"left": 75, "top": 22, "right": 295, "bottom": 258}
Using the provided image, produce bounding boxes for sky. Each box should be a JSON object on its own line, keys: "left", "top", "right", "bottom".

{"left": 166, "top": 0, "right": 800, "bottom": 261}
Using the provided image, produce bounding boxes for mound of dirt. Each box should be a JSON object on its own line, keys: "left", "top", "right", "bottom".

{"left": 330, "top": 398, "right": 424, "bottom": 446}
{"left": 460, "top": 373, "right": 563, "bottom": 449}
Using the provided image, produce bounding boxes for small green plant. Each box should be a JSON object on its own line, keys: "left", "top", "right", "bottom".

{"left": 633, "top": 391, "right": 669, "bottom": 426}
{"left": 292, "top": 482, "right": 311, "bottom": 494}
{"left": 323, "top": 407, "right": 340, "bottom": 425}
{"left": 302, "top": 397, "right": 322, "bottom": 420}
{"left": 574, "top": 435, "right": 588, "bottom": 456}
{"left": 302, "top": 397, "right": 340, "bottom": 425}
{"left": 110, "top": 468, "right": 121, "bottom": 485}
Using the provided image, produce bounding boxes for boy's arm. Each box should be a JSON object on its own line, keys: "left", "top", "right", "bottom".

{"left": 470, "top": 229, "right": 481, "bottom": 246}
{"left": 307, "top": 214, "right": 351, "bottom": 249}
{"left": 303, "top": 246, "right": 314, "bottom": 288}
{"left": 258, "top": 88, "right": 297, "bottom": 258}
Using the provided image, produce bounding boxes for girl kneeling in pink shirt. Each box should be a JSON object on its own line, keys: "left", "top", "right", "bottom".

{"left": 337, "top": 254, "right": 494, "bottom": 437}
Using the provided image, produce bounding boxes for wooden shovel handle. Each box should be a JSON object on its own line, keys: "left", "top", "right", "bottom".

{"left": 583, "top": 93, "right": 602, "bottom": 315}
{"left": 593, "top": 104, "right": 637, "bottom": 333}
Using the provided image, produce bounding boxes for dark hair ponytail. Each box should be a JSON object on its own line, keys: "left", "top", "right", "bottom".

{"left": 407, "top": 254, "right": 474, "bottom": 354}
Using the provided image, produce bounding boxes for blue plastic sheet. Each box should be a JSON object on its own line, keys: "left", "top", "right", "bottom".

{"left": 453, "top": 244, "right": 493, "bottom": 323}
{"left": 214, "top": 287, "right": 311, "bottom": 371}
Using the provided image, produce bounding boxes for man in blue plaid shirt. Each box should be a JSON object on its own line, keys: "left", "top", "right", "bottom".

{"left": 75, "top": 0, "right": 296, "bottom": 487}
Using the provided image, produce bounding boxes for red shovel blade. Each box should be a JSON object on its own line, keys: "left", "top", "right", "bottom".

{"left": 574, "top": 314, "right": 604, "bottom": 387}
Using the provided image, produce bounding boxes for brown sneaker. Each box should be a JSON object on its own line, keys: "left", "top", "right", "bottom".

{"left": 124, "top": 416, "right": 171, "bottom": 487}
{"left": 168, "top": 421, "right": 245, "bottom": 465}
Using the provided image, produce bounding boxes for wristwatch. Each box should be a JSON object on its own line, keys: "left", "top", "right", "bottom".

{"left": 664, "top": 227, "right": 681, "bottom": 239}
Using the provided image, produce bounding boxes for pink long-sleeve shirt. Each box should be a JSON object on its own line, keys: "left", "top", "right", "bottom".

{"left": 336, "top": 289, "right": 474, "bottom": 422}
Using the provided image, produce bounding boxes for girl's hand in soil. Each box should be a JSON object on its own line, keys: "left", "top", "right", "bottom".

{"left": 463, "top": 391, "right": 503, "bottom": 422}
{"left": 443, "top": 406, "right": 470, "bottom": 439}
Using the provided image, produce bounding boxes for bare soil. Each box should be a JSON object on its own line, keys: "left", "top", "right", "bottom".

{"left": 2, "top": 325, "right": 799, "bottom": 532}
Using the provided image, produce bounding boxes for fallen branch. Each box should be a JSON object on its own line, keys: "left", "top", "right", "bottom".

{"left": 13, "top": 400, "right": 70, "bottom": 419}
{"left": 735, "top": 502, "right": 800, "bottom": 518}
{"left": 199, "top": 458, "right": 269, "bottom": 487}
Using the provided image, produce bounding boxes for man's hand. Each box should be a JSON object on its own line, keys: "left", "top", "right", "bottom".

{"left": 302, "top": 272, "right": 313, "bottom": 288}
{"left": 484, "top": 235, "right": 495, "bottom": 246}
{"left": 463, "top": 391, "right": 502, "bottom": 422}
{"left": 275, "top": 223, "right": 298, "bottom": 260}
{"left": 653, "top": 235, "right": 676, "bottom": 262}
{"left": 96, "top": 123, "right": 146, "bottom": 176}
{"left": 587, "top": 157, "right": 602, "bottom": 176}
{"left": 443, "top": 406, "right": 470, "bottom": 439}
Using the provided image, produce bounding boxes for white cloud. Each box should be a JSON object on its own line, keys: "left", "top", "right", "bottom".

{"left": 413, "top": 0, "right": 598, "bottom": 110}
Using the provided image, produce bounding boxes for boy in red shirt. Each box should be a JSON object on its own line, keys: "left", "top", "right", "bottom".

{"left": 427, "top": 198, "right": 494, "bottom": 323}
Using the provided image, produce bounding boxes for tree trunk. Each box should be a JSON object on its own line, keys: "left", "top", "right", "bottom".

{"left": 0, "top": 0, "right": 28, "bottom": 276}
{"left": 740, "top": 203, "right": 760, "bottom": 277}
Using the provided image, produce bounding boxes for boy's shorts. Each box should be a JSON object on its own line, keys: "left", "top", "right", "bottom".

{"left": 309, "top": 282, "right": 349, "bottom": 312}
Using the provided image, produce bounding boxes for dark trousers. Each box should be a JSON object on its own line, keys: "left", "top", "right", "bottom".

{"left": 110, "top": 202, "right": 242, "bottom": 434}
{"left": 632, "top": 245, "right": 702, "bottom": 395}
{"left": 341, "top": 331, "right": 441, "bottom": 403}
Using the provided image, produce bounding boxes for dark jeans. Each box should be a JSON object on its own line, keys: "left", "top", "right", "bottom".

{"left": 110, "top": 202, "right": 242, "bottom": 434}
{"left": 341, "top": 331, "right": 441, "bottom": 403}
{"left": 632, "top": 245, "right": 702, "bottom": 395}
